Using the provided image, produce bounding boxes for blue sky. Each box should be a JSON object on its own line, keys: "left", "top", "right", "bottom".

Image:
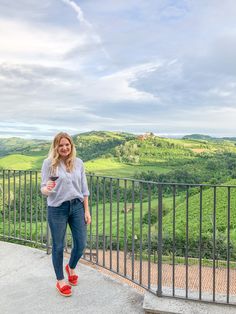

{"left": 0, "top": 0, "right": 236, "bottom": 139}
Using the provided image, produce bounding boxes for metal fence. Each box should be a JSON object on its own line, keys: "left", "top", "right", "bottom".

{"left": 0, "top": 169, "right": 236, "bottom": 306}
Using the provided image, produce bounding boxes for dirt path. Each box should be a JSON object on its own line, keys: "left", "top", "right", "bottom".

{"left": 81, "top": 249, "right": 236, "bottom": 297}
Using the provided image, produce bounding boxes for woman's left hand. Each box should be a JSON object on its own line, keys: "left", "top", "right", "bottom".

{"left": 84, "top": 210, "right": 91, "bottom": 225}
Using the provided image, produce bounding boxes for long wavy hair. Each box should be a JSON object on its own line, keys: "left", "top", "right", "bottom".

{"left": 48, "top": 132, "right": 76, "bottom": 173}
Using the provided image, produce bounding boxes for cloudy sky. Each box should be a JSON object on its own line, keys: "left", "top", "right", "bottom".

{"left": 0, "top": 0, "right": 236, "bottom": 139}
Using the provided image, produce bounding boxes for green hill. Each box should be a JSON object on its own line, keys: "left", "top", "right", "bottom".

{"left": 183, "top": 133, "right": 236, "bottom": 143}
{"left": 182, "top": 134, "right": 216, "bottom": 141}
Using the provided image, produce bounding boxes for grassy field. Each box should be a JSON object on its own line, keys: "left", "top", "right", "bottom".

{"left": 0, "top": 154, "right": 172, "bottom": 178}
{"left": 85, "top": 157, "right": 171, "bottom": 178}
{"left": 0, "top": 154, "right": 45, "bottom": 170}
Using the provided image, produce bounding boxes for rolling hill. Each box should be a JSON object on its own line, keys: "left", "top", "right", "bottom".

{"left": 0, "top": 131, "right": 236, "bottom": 183}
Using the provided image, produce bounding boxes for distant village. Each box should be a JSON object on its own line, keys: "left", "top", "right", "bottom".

{"left": 137, "top": 132, "right": 155, "bottom": 141}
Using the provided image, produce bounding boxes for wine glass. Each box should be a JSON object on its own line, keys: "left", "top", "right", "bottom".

{"left": 49, "top": 166, "right": 59, "bottom": 193}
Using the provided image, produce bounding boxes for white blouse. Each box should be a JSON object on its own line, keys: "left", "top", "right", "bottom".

{"left": 41, "top": 157, "right": 89, "bottom": 207}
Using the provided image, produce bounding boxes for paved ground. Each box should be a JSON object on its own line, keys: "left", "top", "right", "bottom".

{"left": 0, "top": 241, "right": 144, "bottom": 314}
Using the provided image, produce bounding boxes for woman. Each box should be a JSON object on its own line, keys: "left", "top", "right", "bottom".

{"left": 41, "top": 132, "right": 91, "bottom": 297}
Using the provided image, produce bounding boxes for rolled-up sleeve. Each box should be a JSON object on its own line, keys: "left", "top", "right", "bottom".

{"left": 81, "top": 162, "right": 90, "bottom": 196}
{"left": 41, "top": 159, "right": 50, "bottom": 188}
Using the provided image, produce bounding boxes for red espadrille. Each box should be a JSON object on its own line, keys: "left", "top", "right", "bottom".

{"left": 56, "top": 282, "right": 72, "bottom": 297}
{"left": 65, "top": 264, "right": 78, "bottom": 286}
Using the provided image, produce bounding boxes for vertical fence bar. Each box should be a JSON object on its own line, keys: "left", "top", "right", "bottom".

{"left": 124, "top": 179, "right": 127, "bottom": 277}
{"left": 13, "top": 170, "right": 16, "bottom": 238}
{"left": 116, "top": 178, "right": 120, "bottom": 273}
{"left": 131, "top": 181, "right": 135, "bottom": 281}
{"left": 42, "top": 197, "right": 48, "bottom": 250}
{"left": 19, "top": 171, "right": 22, "bottom": 240}
{"left": 172, "top": 185, "right": 176, "bottom": 296}
{"left": 213, "top": 187, "right": 216, "bottom": 302}
{"left": 157, "top": 184, "right": 163, "bottom": 296}
{"left": 96, "top": 177, "right": 99, "bottom": 264}
{"left": 227, "top": 187, "right": 231, "bottom": 303}
{"left": 35, "top": 171, "right": 38, "bottom": 244}
{"left": 139, "top": 182, "right": 143, "bottom": 286}
{"left": 8, "top": 170, "right": 11, "bottom": 237}
{"left": 102, "top": 177, "right": 106, "bottom": 267}
{"left": 24, "top": 171, "right": 27, "bottom": 240}
{"left": 40, "top": 191, "right": 44, "bottom": 245}
{"left": 45, "top": 197, "right": 50, "bottom": 251}
{"left": 30, "top": 171, "right": 33, "bottom": 241}
{"left": 46, "top": 208, "right": 50, "bottom": 254}
{"left": 89, "top": 175, "right": 93, "bottom": 262}
{"left": 109, "top": 178, "right": 113, "bottom": 270}
{"left": 2, "top": 170, "right": 5, "bottom": 238}
{"left": 199, "top": 186, "right": 203, "bottom": 300}
{"left": 185, "top": 186, "right": 189, "bottom": 298}
{"left": 147, "top": 183, "right": 151, "bottom": 289}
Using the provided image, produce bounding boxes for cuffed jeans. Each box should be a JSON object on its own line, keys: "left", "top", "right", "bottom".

{"left": 48, "top": 198, "right": 87, "bottom": 280}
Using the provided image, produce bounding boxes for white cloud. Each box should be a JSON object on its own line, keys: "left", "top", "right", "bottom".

{"left": 0, "top": 18, "right": 88, "bottom": 68}
{"left": 0, "top": 0, "right": 236, "bottom": 138}
{"left": 78, "top": 62, "right": 161, "bottom": 103}
{"left": 61, "top": 0, "right": 92, "bottom": 28}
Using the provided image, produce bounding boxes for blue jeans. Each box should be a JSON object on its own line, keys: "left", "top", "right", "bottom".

{"left": 48, "top": 198, "right": 87, "bottom": 280}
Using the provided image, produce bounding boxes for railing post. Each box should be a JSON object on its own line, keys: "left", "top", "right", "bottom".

{"left": 157, "top": 184, "right": 163, "bottom": 296}
{"left": 46, "top": 218, "right": 51, "bottom": 255}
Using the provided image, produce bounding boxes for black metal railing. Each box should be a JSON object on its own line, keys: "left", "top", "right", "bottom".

{"left": 0, "top": 169, "right": 236, "bottom": 306}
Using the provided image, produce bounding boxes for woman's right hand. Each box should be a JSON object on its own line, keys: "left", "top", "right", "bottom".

{"left": 46, "top": 180, "right": 56, "bottom": 192}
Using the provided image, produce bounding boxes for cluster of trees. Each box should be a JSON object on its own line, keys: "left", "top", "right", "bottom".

{"left": 135, "top": 152, "right": 236, "bottom": 188}
{"left": 161, "top": 233, "right": 236, "bottom": 260}
{"left": 114, "top": 142, "right": 140, "bottom": 163}
{"left": 75, "top": 132, "right": 135, "bottom": 161}
{"left": 114, "top": 138, "right": 195, "bottom": 164}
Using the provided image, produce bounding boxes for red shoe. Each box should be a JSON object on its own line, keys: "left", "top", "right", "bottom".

{"left": 65, "top": 264, "right": 78, "bottom": 286}
{"left": 56, "top": 282, "right": 72, "bottom": 297}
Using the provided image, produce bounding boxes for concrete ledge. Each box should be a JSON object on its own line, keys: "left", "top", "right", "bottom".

{"left": 0, "top": 241, "right": 144, "bottom": 314}
{"left": 143, "top": 292, "right": 236, "bottom": 314}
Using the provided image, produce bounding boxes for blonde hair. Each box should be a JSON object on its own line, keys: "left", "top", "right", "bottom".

{"left": 48, "top": 132, "right": 76, "bottom": 172}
